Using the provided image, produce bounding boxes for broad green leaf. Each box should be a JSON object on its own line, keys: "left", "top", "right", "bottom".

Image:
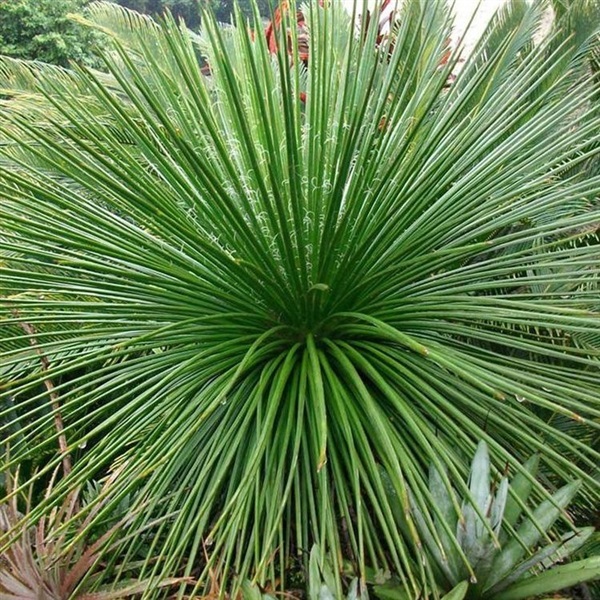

{"left": 458, "top": 441, "right": 494, "bottom": 566}
{"left": 485, "top": 539, "right": 569, "bottom": 595}
{"left": 502, "top": 454, "right": 539, "bottom": 533}
{"left": 485, "top": 526, "right": 595, "bottom": 595}
{"left": 539, "top": 526, "right": 596, "bottom": 569}
{"left": 372, "top": 584, "right": 414, "bottom": 600}
{"left": 241, "top": 581, "right": 264, "bottom": 600}
{"left": 318, "top": 585, "right": 336, "bottom": 600}
{"left": 492, "top": 556, "right": 600, "bottom": 600}
{"left": 487, "top": 480, "right": 581, "bottom": 588}
{"left": 441, "top": 580, "right": 469, "bottom": 600}
{"left": 491, "top": 477, "right": 509, "bottom": 535}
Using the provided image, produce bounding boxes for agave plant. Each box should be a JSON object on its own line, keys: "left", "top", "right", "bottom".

{"left": 0, "top": 0, "right": 599, "bottom": 596}
{"left": 403, "top": 441, "right": 600, "bottom": 600}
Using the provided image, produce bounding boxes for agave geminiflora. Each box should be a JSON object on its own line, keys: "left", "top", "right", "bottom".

{"left": 0, "top": 0, "right": 599, "bottom": 595}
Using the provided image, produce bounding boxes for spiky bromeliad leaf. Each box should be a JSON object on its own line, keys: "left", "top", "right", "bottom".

{"left": 0, "top": 0, "right": 599, "bottom": 595}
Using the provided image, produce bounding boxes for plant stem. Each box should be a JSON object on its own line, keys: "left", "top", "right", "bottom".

{"left": 13, "top": 313, "right": 72, "bottom": 476}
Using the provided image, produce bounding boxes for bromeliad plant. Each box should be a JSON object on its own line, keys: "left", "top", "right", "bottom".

{"left": 0, "top": 470, "right": 189, "bottom": 599}
{"left": 0, "top": 0, "right": 600, "bottom": 595}
{"left": 407, "top": 441, "right": 600, "bottom": 600}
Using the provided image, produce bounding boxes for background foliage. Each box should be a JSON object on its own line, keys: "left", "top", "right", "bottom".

{"left": 114, "top": 0, "right": 274, "bottom": 26}
{"left": 0, "top": 0, "right": 274, "bottom": 69}
{"left": 0, "top": 0, "right": 102, "bottom": 67}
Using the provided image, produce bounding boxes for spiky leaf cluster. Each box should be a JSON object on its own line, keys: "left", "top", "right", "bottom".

{"left": 0, "top": 0, "right": 599, "bottom": 595}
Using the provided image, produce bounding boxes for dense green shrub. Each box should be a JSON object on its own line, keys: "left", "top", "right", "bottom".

{"left": 0, "top": 0, "right": 101, "bottom": 67}
{"left": 113, "top": 0, "right": 274, "bottom": 26}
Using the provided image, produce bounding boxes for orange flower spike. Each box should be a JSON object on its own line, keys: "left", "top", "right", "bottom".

{"left": 264, "top": 2, "right": 289, "bottom": 54}
{"left": 264, "top": 1, "right": 310, "bottom": 62}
